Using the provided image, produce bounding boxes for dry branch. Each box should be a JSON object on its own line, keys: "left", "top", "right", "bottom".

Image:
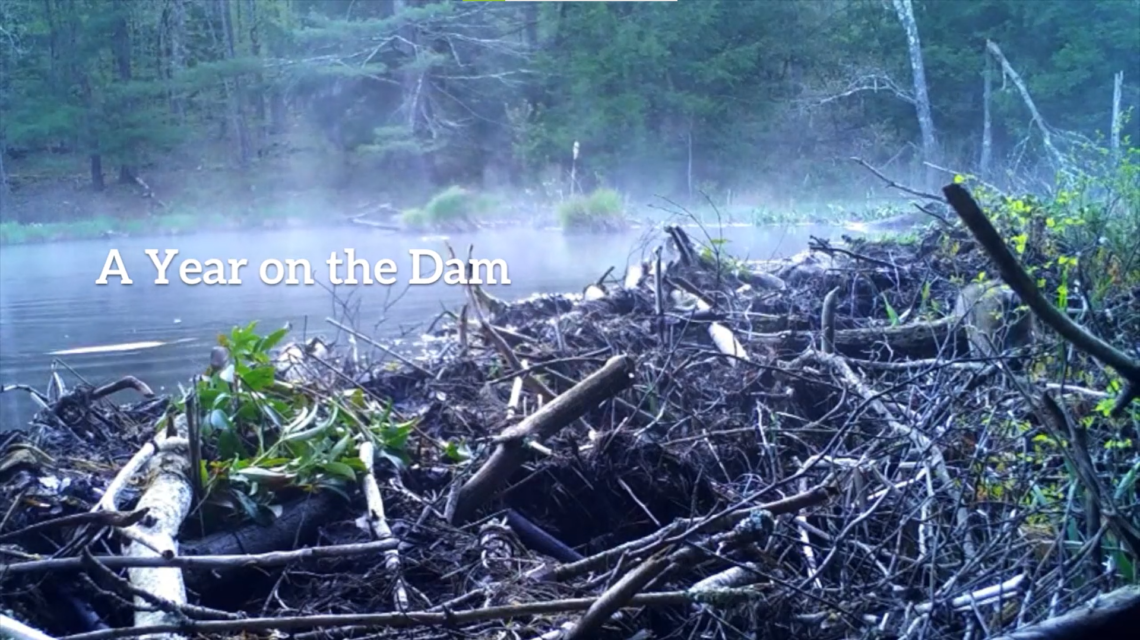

{"left": 448, "top": 354, "right": 635, "bottom": 525}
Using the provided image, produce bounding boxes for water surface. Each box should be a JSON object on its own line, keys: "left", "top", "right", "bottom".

{"left": 0, "top": 223, "right": 839, "bottom": 429}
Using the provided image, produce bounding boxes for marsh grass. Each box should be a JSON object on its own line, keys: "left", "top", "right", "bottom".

{"left": 557, "top": 188, "right": 627, "bottom": 231}
{"left": 400, "top": 185, "right": 488, "bottom": 230}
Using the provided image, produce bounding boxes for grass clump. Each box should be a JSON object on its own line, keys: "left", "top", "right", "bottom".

{"left": 557, "top": 188, "right": 627, "bottom": 232}
{"left": 400, "top": 186, "right": 486, "bottom": 231}
{"left": 399, "top": 208, "right": 428, "bottom": 230}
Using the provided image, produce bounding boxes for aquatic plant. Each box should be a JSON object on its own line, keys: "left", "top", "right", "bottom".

{"left": 557, "top": 187, "right": 627, "bottom": 232}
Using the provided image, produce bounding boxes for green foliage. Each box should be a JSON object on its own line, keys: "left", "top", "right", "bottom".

{"left": 697, "top": 237, "right": 751, "bottom": 279}
{"left": 400, "top": 186, "right": 488, "bottom": 231}
{"left": 183, "top": 322, "right": 419, "bottom": 525}
{"left": 557, "top": 188, "right": 627, "bottom": 231}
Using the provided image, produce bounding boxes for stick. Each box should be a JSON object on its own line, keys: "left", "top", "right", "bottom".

{"left": 325, "top": 318, "right": 432, "bottom": 377}
{"left": 358, "top": 441, "right": 408, "bottom": 610}
{"left": 988, "top": 585, "right": 1140, "bottom": 640}
{"left": 447, "top": 355, "right": 635, "bottom": 525}
{"left": 0, "top": 615, "right": 59, "bottom": 640}
{"left": 0, "top": 540, "right": 399, "bottom": 575}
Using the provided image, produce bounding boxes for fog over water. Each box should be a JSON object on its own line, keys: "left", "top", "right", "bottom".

{"left": 0, "top": 224, "right": 841, "bottom": 429}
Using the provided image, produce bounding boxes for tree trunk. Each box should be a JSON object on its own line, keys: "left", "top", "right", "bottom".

{"left": 394, "top": 0, "right": 431, "bottom": 184}
{"left": 523, "top": 2, "right": 538, "bottom": 49}
{"left": 112, "top": 0, "right": 134, "bottom": 183}
{"left": 890, "top": 0, "right": 939, "bottom": 190}
{"left": 245, "top": 0, "right": 266, "bottom": 149}
{"left": 218, "top": 0, "right": 250, "bottom": 168}
{"left": 1111, "top": 70, "right": 1124, "bottom": 168}
{"left": 169, "top": 0, "right": 187, "bottom": 121}
{"left": 90, "top": 154, "right": 105, "bottom": 192}
{"left": 0, "top": 135, "right": 9, "bottom": 207}
{"left": 980, "top": 50, "right": 993, "bottom": 178}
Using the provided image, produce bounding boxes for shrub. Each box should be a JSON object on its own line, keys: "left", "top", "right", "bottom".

{"left": 424, "top": 186, "right": 484, "bottom": 229}
{"left": 557, "top": 188, "right": 627, "bottom": 231}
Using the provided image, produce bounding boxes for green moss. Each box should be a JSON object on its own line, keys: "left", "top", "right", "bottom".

{"left": 558, "top": 188, "right": 627, "bottom": 232}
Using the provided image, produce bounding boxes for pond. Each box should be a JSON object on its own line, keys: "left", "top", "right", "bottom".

{"left": 0, "top": 222, "right": 843, "bottom": 429}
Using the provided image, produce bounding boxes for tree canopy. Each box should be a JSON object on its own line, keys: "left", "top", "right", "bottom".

{"left": 0, "top": 0, "right": 1136, "bottom": 209}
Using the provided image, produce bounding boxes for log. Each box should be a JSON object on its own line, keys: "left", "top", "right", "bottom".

{"left": 124, "top": 415, "right": 192, "bottom": 640}
{"left": 989, "top": 586, "right": 1140, "bottom": 640}
{"left": 447, "top": 355, "right": 635, "bottom": 525}
{"left": 178, "top": 491, "right": 341, "bottom": 593}
{"left": 750, "top": 315, "right": 959, "bottom": 359}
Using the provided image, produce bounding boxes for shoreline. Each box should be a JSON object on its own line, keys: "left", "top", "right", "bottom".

{"left": 0, "top": 208, "right": 917, "bottom": 247}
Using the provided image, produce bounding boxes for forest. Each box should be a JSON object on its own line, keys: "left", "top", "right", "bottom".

{"left": 0, "top": 0, "right": 1137, "bottom": 231}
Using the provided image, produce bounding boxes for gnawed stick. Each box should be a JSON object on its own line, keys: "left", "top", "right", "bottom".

{"left": 669, "top": 275, "right": 749, "bottom": 363}
{"left": 562, "top": 510, "right": 778, "bottom": 640}
{"left": 55, "top": 588, "right": 775, "bottom": 640}
{"left": 357, "top": 441, "right": 408, "bottom": 610}
{"left": 447, "top": 355, "right": 635, "bottom": 525}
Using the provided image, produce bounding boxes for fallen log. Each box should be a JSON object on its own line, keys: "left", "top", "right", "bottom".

{"left": 178, "top": 491, "right": 342, "bottom": 593}
{"left": 748, "top": 315, "right": 959, "bottom": 358}
{"left": 989, "top": 585, "right": 1140, "bottom": 640}
{"left": 122, "top": 415, "right": 192, "bottom": 640}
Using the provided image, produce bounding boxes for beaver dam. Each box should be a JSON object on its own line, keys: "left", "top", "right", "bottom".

{"left": 2, "top": 185, "right": 1139, "bottom": 640}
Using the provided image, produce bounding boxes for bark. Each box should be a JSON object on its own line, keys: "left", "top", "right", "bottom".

{"left": 125, "top": 417, "right": 193, "bottom": 640}
{"left": 890, "top": 0, "right": 939, "bottom": 190}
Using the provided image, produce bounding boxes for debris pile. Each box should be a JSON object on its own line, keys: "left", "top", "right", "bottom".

{"left": 2, "top": 187, "right": 1139, "bottom": 640}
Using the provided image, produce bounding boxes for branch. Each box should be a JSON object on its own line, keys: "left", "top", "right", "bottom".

{"left": 942, "top": 183, "right": 1140, "bottom": 415}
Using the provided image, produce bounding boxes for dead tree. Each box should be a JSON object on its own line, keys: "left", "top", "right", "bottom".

{"left": 891, "top": 0, "right": 940, "bottom": 190}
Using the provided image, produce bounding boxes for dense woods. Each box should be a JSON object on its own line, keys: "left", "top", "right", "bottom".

{"left": 0, "top": 0, "right": 1137, "bottom": 222}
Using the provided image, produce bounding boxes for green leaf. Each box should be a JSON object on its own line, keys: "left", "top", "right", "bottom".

{"left": 217, "top": 429, "right": 246, "bottom": 459}
{"left": 260, "top": 327, "right": 290, "bottom": 352}
{"left": 329, "top": 433, "right": 352, "bottom": 460}
{"left": 1115, "top": 461, "right": 1139, "bottom": 503}
{"left": 208, "top": 409, "right": 232, "bottom": 432}
{"left": 320, "top": 461, "right": 357, "bottom": 480}
{"left": 443, "top": 439, "right": 472, "bottom": 463}
{"left": 881, "top": 293, "right": 899, "bottom": 326}
{"left": 381, "top": 422, "right": 414, "bottom": 451}
{"left": 240, "top": 365, "right": 277, "bottom": 391}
